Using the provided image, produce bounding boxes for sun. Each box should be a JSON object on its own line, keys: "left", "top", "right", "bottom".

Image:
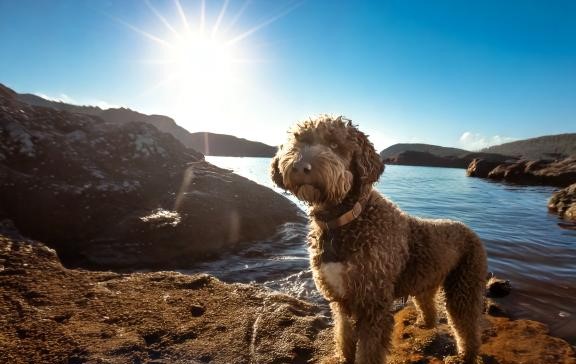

{"left": 121, "top": 1, "right": 246, "bottom": 116}
{"left": 116, "top": 0, "right": 301, "bottom": 127}
{"left": 168, "top": 33, "right": 234, "bottom": 85}
{"left": 161, "top": 29, "right": 241, "bottom": 106}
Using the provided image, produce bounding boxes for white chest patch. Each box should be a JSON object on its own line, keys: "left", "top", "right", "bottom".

{"left": 319, "top": 262, "right": 347, "bottom": 297}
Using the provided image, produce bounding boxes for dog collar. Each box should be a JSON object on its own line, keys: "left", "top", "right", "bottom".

{"left": 317, "top": 200, "right": 365, "bottom": 231}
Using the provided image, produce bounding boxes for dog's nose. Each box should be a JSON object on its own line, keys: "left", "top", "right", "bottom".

{"left": 292, "top": 160, "right": 312, "bottom": 174}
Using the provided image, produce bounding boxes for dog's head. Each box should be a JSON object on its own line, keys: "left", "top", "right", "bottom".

{"left": 270, "top": 115, "right": 384, "bottom": 205}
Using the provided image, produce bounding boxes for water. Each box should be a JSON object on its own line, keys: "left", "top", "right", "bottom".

{"left": 190, "top": 156, "right": 576, "bottom": 344}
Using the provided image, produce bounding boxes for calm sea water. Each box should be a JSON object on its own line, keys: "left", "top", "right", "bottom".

{"left": 190, "top": 156, "right": 576, "bottom": 345}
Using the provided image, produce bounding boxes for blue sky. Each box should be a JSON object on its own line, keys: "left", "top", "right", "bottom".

{"left": 1, "top": 0, "right": 574, "bottom": 151}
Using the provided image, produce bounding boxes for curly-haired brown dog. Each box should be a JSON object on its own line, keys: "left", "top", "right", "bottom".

{"left": 270, "top": 116, "right": 487, "bottom": 364}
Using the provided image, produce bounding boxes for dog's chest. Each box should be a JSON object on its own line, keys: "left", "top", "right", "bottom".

{"left": 310, "top": 230, "right": 356, "bottom": 299}
{"left": 317, "top": 262, "right": 347, "bottom": 298}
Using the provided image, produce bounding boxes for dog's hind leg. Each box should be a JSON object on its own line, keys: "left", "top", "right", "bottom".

{"left": 354, "top": 304, "right": 394, "bottom": 364}
{"left": 443, "top": 242, "right": 487, "bottom": 363}
{"left": 330, "top": 302, "right": 357, "bottom": 363}
{"left": 413, "top": 288, "right": 438, "bottom": 328}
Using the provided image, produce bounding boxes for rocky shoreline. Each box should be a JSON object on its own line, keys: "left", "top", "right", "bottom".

{"left": 467, "top": 157, "right": 576, "bottom": 188}
{"left": 383, "top": 149, "right": 576, "bottom": 224}
{"left": 467, "top": 157, "right": 576, "bottom": 225}
{"left": 1, "top": 232, "right": 575, "bottom": 363}
{"left": 0, "top": 83, "right": 304, "bottom": 270}
{"left": 548, "top": 183, "right": 576, "bottom": 223}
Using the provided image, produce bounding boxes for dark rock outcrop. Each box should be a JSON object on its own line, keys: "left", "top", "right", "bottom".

{"left": 0, "top": 84, "right": 303, "bottom": 270}
{"left": 533, "top": 158, "right": 576, "bottom": 186}
{"left": 467, "top": 158, "right": 503, "bottom": 178}
{"left": 384, "top": 151, "right": 513, "bottom": 169}
{"left": 487, "top": 161, "right": 534, "bottom": 183}
{"left": 380, "top": 143, "right": 469, "bottom": 159}
{"left": 549, "top": 183, "right": 576, "bottom": 222}
{"left": 486, "top": 276, "right": 512, "bottom": 298}
{"left": 485, "top": 158, "right": 576, "bottom": 187}
{"left": 384, "top": 150, "right": 466, "bottom": 168}
{"left": 2, "top": 233, "right": 575, "bottom": 364}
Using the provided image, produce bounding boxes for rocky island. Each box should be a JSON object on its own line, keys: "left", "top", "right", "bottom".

{"left": 380, "top": 143, "right": 514, "bottom": 169}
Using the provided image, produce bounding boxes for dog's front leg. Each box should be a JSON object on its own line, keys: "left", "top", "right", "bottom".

{"left": 354, "top": 303, "right": 394, "bottom": 364}
{"left": 330, "top": 301, "right": 357, "bottom": 363}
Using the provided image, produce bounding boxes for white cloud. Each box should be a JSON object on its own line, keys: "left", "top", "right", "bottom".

{"left": 458, "top": 131, "right": 516, "bottom": 151}
{"left": 87, "top": 99, "right": 119, "bottom": 109}
{"left": 458, "top": 132, "right": 516, "bottom": 151}
{"left": 35, "top": 93, "right": 119, "bottom": 109}
{"left": 36, "top": 93, "right": 76, "bottom": 104}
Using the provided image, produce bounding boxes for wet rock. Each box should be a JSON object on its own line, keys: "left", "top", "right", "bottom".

{"left": 488, "top": 160, "right": 534, "bottom": 183}
{"left": 486, "top": 276, "right": 512, "bottom": 298}
{"left": 486, "top": 158, "right": 576, "bottom": 187}
{"left": 566, "top": 206, "right": 576, "bottom": 221}
{"left": 466, "top": 158, "right": 503, "bottom": 178}
{"left": 189, "top": 304, "right": 206, "bottom": 317}
{"left": 485, "top": 299, "right": 509, "bottom": 317}
{"left": 549, "top": 183, "right": 576, "bottom": 222}
{"left": 533, "top": 158, "right": 576, "bottom": 186}
{"left": 0, "top": 83, "right": 304, "bottom": 270}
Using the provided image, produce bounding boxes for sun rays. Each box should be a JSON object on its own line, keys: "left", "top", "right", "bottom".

{"left": 114, "top": 0, "right": 301, "bottom": 127}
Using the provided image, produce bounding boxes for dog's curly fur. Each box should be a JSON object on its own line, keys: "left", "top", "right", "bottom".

{"left": 270, "top": 116, "right": 487, "bottom": 364}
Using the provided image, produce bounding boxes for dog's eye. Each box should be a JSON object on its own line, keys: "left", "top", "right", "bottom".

{"left": 329, "top": 143, "right": 338, "bottom": 150}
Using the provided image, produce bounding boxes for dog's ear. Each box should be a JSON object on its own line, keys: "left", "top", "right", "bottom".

{"left": 349, "top": 125, "right": 385, "bottom": 185}
{"left": 270, "top": 147, "right": 286, "bottom": 189}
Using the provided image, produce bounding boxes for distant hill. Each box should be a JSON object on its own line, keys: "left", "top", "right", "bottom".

{"left": 481, "top": 134, "right": 576, "bottom": 160}
{"left": 14, "top": 90, "right": 276, "bottom": 157}
{"left": 380, "top": 143, "right": 469, "bottom": 159}
{"left": 380, "top": 143, "right": 514, "bottom": 169}
{"left": 189, "top": 132, "right": 277, "bottom": 157}
{"left": 380, "top": 134, "right": 576, "bottom": 170}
